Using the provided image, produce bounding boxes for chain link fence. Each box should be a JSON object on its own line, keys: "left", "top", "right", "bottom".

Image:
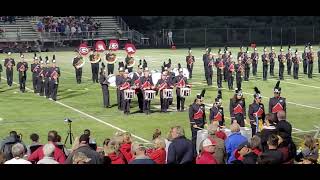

{"left": 146, "top": 26, "right": 320, "bottom": 48}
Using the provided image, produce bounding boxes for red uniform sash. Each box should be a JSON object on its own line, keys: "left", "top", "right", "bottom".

{"left": 233, "top": 104, "right": 243, "bottom": 114}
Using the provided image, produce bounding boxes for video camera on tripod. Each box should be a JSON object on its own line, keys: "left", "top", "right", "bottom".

{"left": 64, "top": 118, "right": 74, "bottom": 145}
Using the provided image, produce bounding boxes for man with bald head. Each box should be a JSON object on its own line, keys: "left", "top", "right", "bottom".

{"left": 275, "top": 110, "right": 292, "bottom": 139}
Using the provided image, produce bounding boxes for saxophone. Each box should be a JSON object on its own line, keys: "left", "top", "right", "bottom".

{"left": 281, "top": 55, "right": 286, "bottom": 65}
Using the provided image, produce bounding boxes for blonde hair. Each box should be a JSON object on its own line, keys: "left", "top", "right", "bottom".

{"left": 104, "top": 139, "right": 121, "bottom": 155}
{"left": 122, "top": 132, "right": 132, "bottom": 144}
{"left": 230, "top": 122, "right": 240, "bottom": 133}
{"left": 154, "top": 138, "right": 166, "bottom": 149}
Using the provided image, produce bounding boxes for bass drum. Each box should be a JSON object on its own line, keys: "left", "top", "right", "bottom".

{"left": 107, "top": 74, "right": 116, "bottom": 87}
{"left": 172, "top": 68, "right": 190, "bottom": 79}
{"left": 151, "top": 72, "right": 162, "bottom": 85}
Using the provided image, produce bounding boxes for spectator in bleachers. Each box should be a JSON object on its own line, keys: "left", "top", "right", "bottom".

{"left": 258, "top": 134, "right": 283, "bottom": 164}
{"left": 167, "top": 126, "right": 194, "bottom": 164}
{"left": 28, "top": 130, "right": 66, "bottom": 164}
{"left": 275, "top": 110, "right": 292, "bottom": 140}
{"left": 129, "top": 142, "right": 156, "bottom": 164}
{"left": 250, "top": 135, "right": 262, "bottom": 156}
{"left": 0, "top": 131, "right": 26, "bottom": 161}
{"left": 104, "top": 139, "right": 126, "bottom": 164}
{"left": 65, "top": 134, "right": 103, "bottom": 164}
{"left": 37, "top": 144, "right": 59, "bottom": 164}
{"left": 0, "top": 151, "right": 5, "bottom": 164}
{"left": 296, "top": 135, "right": 319, "bottom": 163}
{"left": 225, "top": 122, "right": 248, "bottom": 164}
{"left": 260, "top": 114, "right": 277, "bottom": 152}
{"left": 72, "top": 152, "right": 92, "bottom": 164}
{"left": 71, "top": 25, "right": 76, "bottom": 38}
{"left": 232, "top": 141, "right": 258, "bottom": 164}
{"left": 196, "top": 138, "right": 218, "bottom": 164}
{"left": 4, "top": 143, "right": 31, "bottom": 164}
{"left": 207, "top": 122, "right": 226, "bottom": 164}
{"left": 27, "top": 133, "right": 42, "bottom": 155}
{"left": 147, "top": 137, "right": 166, "bottom": 164}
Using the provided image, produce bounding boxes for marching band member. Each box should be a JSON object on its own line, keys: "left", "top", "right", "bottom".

{"left": 222, "top": 47, "right": 229, "bottom": 82}
{"left": 203, "top": 48, "right": 211, "bottom": 83}
{"left": 4, "top": 52, "right": 15, "bottom": 87}
{"left": 237, "top": 46, "right": 244, "bottom": 60}
{"left": 99, "top": 63, "right": 111, "bottom": 108}
{"left": 156, "top": 71, "right": 173, "bottom": 113}
{"left": 243, "top": 47, "right": 251, "bottom": 81}
{"left": 251, "top": 47, "right": 259, "bottom": 76}
{"left": 261, "top": 47, "right": 269, "bottom": 81}
{"left": 229, "top": 87, "right": 246, "bottom": 127}
{"left": 269, "top": 46, "right": 276, "bottom": 76}
{"left": 16, "top": 54, "right": 28, "bottom": 93}
{"left": 36, "top": 57, "right": 45, "bottom": 96}
{"left": 186, "top": 47, "right": 195, "bottom": 79}
{"left": 44, "top": 57, "right": 51, "bottom": 98}
{"left": 307, "top": 45, "right": 314, "bottom": 78}
{"left": 235, "top": 58, "right": 244, "bottom": 90}
{"left": 116, "top": 67, "right": 125, "bottom": 110}
{"left": 120, "top": 69, "right": 133, "bottom": 115}
{"left": 48, "top": 55, "right": 60, "bottom": 101}
{"left": 125, "top": 54, "right": 134, "bottom": 73}
{"left": 292, "top": 49, "right": 301, "bottom": 79}
{"left": 72, "top": 51, "right": 83, "bottom": 84}
{"left": 118, "top": 61, "right": 125, "bottom": 70}
{"left": 132, "top": 65, "right": 144, "bottom": 112}
{"left": 140, "top": 67, "right": 154, "bottom": 115}
{"left": 89, "top": 50, "right": 101, "bottom": 83}
{"left": 268, "top": 81, "right": 286, "bottom": 123}
{"left": 31, "top": 53, "right": 40, "bottom": 93}
{"left": 105, "top": 51, "right": 116, "bottom": 75}
{"left": 278, "top": 47, "right": 286, "bottom": 80}
{"left": 174, "top": 67, "right": 189, "bottom": 112}
{"left": 227, "top": 55, "right": 235, "bottom": 90}
{"left": 209, "top": 90, "right": 224, "bottom": 126}
{"left": 286, "top": 46, "right": 293, "bottom": 75}
{"left": 248, "top": 87, "right": 266, "bottom": 135}
{"left": 302, "top": 45, "right": 308, "bottom": 74}
{"left": 189, "top": 89, "right": 207, "bottom": 152}
{"left": 215, "top": 49, "right": 224, "bottom": 88}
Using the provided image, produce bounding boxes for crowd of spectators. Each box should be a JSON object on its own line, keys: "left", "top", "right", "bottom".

{"left": 0, "top": 110, "right": 319, "bottom": 164}
{"left": 36, "top": 16, "right": 101, "bottom": 39}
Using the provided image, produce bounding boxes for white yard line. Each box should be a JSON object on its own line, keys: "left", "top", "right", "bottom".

{"left": 0, "top": 77, "right": 150, "bottom": 143}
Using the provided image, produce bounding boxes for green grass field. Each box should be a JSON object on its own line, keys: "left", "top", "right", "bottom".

{"left": 1, "top": 46, "right": 320, "bottom": 147}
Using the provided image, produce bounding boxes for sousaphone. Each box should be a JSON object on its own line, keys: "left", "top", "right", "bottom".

{"left": 106, "top": 52, "right": 117, "bottom": 64}
{"left": 126, "top": 56, "right": 135, "bottom": 68}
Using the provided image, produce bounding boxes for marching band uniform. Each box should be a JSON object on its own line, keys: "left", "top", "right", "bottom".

{"left": 105, "top": 52, "right": 115, "bottom": 75}
{"left": 292, "top": 50, "right": 300, "bottom": 79}
{"left": 44, "top": 58, "right": 50, "bottom": 98}
{"left": 286, "top": 46, "right": 293, "bottom": 75}
{"left": 227, "top": 60, "right": 235, "bottom": 90}
{"left": 278, "top": 47, "right": 285, "bottom": 80}
{"left": 16, "top": 55, "right": 28, "bottom": 93}
{"left": 186, "top": 48, "right": 195, "bottom": 79}
{"left": 142, "top": 59, "right": 148, "bottom": 69}
{"left": 269, "top": 81, "right": 286, "bottom": 123}
{"left": 156, "top": 72, "right": 173, "bottom": 112}
{"left": 31, "top": 54, "right": 40, "bottom": 93}
{"left": 269, "top": 47, "right": 276, "bottom": 76}
{"left": 140, "top": 67, "right": 154, "bottom": 114}
{"left": 215, "top": 50, "right": 224, "bottom": 88}
{"left": 118, "top": 61, "right": 125, "bottom": 70}
{"left": 116, "top": 68, "right": 125, "bottom": 110}
{"left": 307, "top": 46, "right": 314, "bottom": 78}
{"left": 4, "top": 52, "right": 15, "bottom": 87}
{"left": 203, "top": 48, "right": 210, "bottom": 81}
{"left": 243, "top": 48, "right": 250, "bottom": 81}
{"left": 204, "top": 51, "right": 214, "bottom": 86}
{"left": 235, "top": 63, "right": 243, "bottom": 91}
{"left": 73, "top": 54, "right": 83, "bottom": 84}
{"left": 237, "top": 46, "right": 244, "bottom": 61}
{"left": 189, "top": 90, "right": 206, "bottom": 152}
{"left": 248, "top": 87, "right": 266, "bottom": 136}
{"left": 36, "top": 58, "right": 45, "bottom": 96}
{"left": 262, "top": 47, "right": 269, "bottom": 81}
{"left": 229, "top": 89, "right": 246, "bottom": 127}
{"left": 251, "top": 48, "right": 259, "bottom": 76}
{"left": 132, "top": 65, "right": 144, "bottom": 112}
{"left": 90, "top": 51, "right": 100, "bottom": 83}
{"left": 48, "top": 57, "right": 60, "bottom": 101}
{"left": 174, "top": 68, "right": 189, "bottom": 112}
{"left": 209, "top": 90, "right": 224, "bottom": 126}
{"left": 125, "top": 55, "right": 134, "bottom": 73}
{"left": 302, "top": 47, "right": 308, "bottom": 74}
{"left": 99, "top": 64, "right": 110, "bottom": 108}
{"left": 222, "top": 49, "right": 229, "bottom": 82}
{"left": 120, "top": 70, "right": 133, "bottom": 115}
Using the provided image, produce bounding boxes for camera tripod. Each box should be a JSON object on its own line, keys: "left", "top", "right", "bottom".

{"left": 64, "top": 121, "right": 75, "bottom": 145}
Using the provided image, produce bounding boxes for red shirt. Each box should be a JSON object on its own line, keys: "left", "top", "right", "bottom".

{"left": 147, "top": 148, "right": 166, "bottom": 164}
{"left": 251, "top": 148, "right": 262, "bottom": 156}
{"left": 28, "top": 143, "right": 66, "bottom": 164}
{"left": 196, "top": 151, "right": 218, "bottom": 164}
{"left": 215, "top": 131, "right": 227, "bottom": 140}
{"left": 119, "top": 143, "right": 133, "bottom": 162}
{"left": 107, "top": 152, "right": 126, "bottom": 164}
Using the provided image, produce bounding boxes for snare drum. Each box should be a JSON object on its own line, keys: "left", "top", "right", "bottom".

{"left": 144, "top": 90, "right": 156, "bottom": 100}
{"left": 163, "top": 89, "right": 173, "bottom": 99}
{"left": 180, "top": 87, "right": 191, "bottom": 97}
{"left": 124, "top": 89, "right": 135, "bottom": 100}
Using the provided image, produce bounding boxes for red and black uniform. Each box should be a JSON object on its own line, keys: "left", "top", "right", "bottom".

{"left": 278, "top": 54, "right": 286, "bottom": 80}
{"left": 251, "top": 52, "right": 259, "bottom": 76}
{"left": 269, "top": 51, "right": 276, "bottom": 76}
{"left": 229, "top": 98, "right": 246, "bottom": 127}
{"left": 248, "top": 102, "right": 266, "bottom": 135}
{"left": 4, "top": 58, "right": 15, "bottom": 86}
{"left": 261, "top": 53, "right": 269, "bottom": 80}
{"left": 209, "top": 106, "right": 224, "bottom": 126}
{"left": 286, "top": 52, "right": 293, "bottom": 75}
{"left": 72, "top": 56, "right": 82, "bottom": 84}
{"left": 36, "top": 65, "right": 45, "bottom": 96}
{"left": 243, "top": 53, "right": 250, "bottom": 81}
{"left": 140, "top": 75, "right": 154, "bottom": 114}
{"left": 31, "top": 62, "right": 40, "bottom": 92}
{"left": 227, "top": 62, "right": 235, "bottom": 90}
{"left": 186, "top": 55, "right": 195, "bottom": 79}
{"left": 16, "top": 61, "right": 28, "bottom": 92}
{"left": 215, "top": 58, "right": 224, "bottom": 88}
{"left": 302, "top": 50, "right": 308, "bottom": 74}
{"left": 189, "top": 102, "right": 206, "bottom": 152}
{"left": 156, "top": 77, "right": 173, "bottom": 112}
{"left": 269, "top": 96, "right": 286, "bottom": 123}
{"left": 174, "top": 74, "right": 188, "bottom": 111}
{"left": 132, "top": 72, "right": 143, "bottom": 111}
{"left": 307, "top": 51, "right": 314, "bottom": 78}
{"left": 43, "top": 65, "right": 51, "bottom": 98}
{"left": 48, "top": 66, "right": 60, "bottom": 101}
{"left": 120, "top": 77, "right": 133, "bottom": 114}
{"left": 292, "top": 55, "right": 300, "bottom": 79}
{"left": 116, "top": 74, "right": 124, "bottom": 110}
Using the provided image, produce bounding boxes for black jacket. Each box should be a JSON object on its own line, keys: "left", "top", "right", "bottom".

{"left": 65, "top": 145, "right": 103, "bottom": 164}
{"left": 276, "top": 120, "right": 292, "bottom": 139}
{"left": 167, "top": 136, "right": 195, "bottom": 164}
